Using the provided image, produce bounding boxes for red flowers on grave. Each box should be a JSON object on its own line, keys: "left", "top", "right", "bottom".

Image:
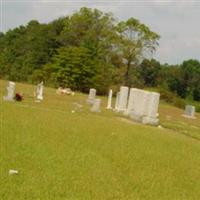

{"left": 15, "top": 93, "right": 23, "bottom": 101}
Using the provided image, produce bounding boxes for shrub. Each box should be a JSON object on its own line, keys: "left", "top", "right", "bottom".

{"left": 159, "top": 88, "right": 176, "bottom": 104}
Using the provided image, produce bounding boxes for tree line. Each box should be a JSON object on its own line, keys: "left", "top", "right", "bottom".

{"left": 0, "top": 7, "right": 199, "bottom": 101}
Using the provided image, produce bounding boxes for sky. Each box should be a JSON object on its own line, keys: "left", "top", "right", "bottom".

{"left": 1, "top": 0, "right": 200, "bottom": 64}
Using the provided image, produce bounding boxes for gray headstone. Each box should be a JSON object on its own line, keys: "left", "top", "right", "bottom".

{"left": 183, "top": 105, "right": 196, "bottom": 119}
{"left": 114, "top": 92, "right": 120, "bottom": 111}
{"left": 3, "top": 81, "right": 15, "bottom": 101}
{"left": 106, "top": 89, "right": 113, "bottom": 109}
{"left": 87, "top": 88, "right": 96, "bottom": 105}
{"left": 129, "top": 89, "right": 149, "bottom": 122}
{"left": 90, "top": 98, "right": 101, "bottom": 112}
{"left": 124, "top": 88, "right": 138, "bottom": 115}
{"left": 116, "top": 86, "right": 129, "bottom": 112}
{"left": 142, "top": 92, "right": 160, "bottom": 125}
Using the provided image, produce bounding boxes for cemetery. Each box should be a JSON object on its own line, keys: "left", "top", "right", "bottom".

{"left": 1, "top": 79, "right": 200, "bottom": 199}
{"left": 1, "top": 3, "right": 200, "bottom": 200}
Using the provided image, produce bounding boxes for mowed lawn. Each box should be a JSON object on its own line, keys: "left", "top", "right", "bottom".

{"left": 0, "top": 80, "right": 200, "bottom": 200}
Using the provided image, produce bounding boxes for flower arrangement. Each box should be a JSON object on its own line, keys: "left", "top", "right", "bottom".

{"left": 15, "top": 93, "right": 23, "bottom": 101}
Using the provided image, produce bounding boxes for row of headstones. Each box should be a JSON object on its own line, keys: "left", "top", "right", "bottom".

{"left": 87, "top": 86, "right": 197, "bottom": 125}
{"left": 114, "top": 86, "right": 160, "bottom": 125}
{"left": 86, "top": 87, "right": 160, "bottom": 125}
{"left": 3, "top": 81, "right": 44, "bottom": 101}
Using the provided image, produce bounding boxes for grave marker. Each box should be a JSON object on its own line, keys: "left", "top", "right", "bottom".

{"left": 3, "top": 81, "right": 15, "bottom": 101}
{"left": 106, "top": 89, "right": 113, "bottom": 109}
{"left": 36, "top": 82, "right": 44, "bottom": 101}
{"left": 87, "top": 88, "right": 96, "bottom": 105}
{"left": 182, "top": 105, "right": 196, "bottom": 119}
{"left": 90, "top": 99, "right": 101, "bottom": 112}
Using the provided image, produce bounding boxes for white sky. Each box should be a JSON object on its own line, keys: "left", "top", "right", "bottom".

{"left": 1, "top": 0, "right": 200, "bottom": 64}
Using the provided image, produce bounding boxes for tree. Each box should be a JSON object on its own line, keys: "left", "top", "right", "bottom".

{"left": 138, "top": 59, "right": 161, "bottom": 86}
{"left": 45, "top": 47, "right": 98, "bottom": 91}
{"left": 180, "top": 59, "right": 200, "bottom": 99}
{"left": 116, "top": 18, "right": 160, "bottom": 86}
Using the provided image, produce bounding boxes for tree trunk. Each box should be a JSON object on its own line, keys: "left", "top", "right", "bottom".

{"left": 124, "top": 60, "right": 131, "bottom": 86}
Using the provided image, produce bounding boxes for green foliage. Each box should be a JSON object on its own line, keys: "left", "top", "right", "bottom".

{"left": 138, "top": 59, "right": 161, "bottom": 86}
{"left": 116, "top": 18, "right": 160, "bottom": 86}
{"left": 51, "top": 47, "right": 97, "bottom": 91}
{"left": 0, "top": 6, "right": 199, "bottom": 101}
{"left": 159, "top": 88, "right": 185, "bottom": 109}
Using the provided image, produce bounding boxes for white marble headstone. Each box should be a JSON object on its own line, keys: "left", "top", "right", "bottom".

{"left": 90, "top": 98, "right": 101, "bottom": 112}
{"left": 36, "top": 82, "right": 44, "bottom": 101}
{"left": 3, "top": 81, "right": 15, "bottom": 101}
{"left": 87, "top": 88, "right": 96, "bottom": 105}
{"left": 106, "top": 89, "right": 113, "bottom": 109}
{"left": 142, "top": 92, "right": 160, "bottom": 125}
{"left": 114, "top": 92, "right": 120, "bottom": 111}
{"left": 129, "top": 89, "right": 160, "bottom": 125}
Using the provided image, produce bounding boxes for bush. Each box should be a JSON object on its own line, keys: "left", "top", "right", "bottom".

{"left": 159, "top": 88, "right": 176, "bottom": 104}
{"left": 193, "top": 88, "right": 200, "bottom": 101}
{"left": 159, "top": 88, "right": 185, "bottom": 109}
{"left": 173, "top": 98, "right": 185, "bottom": 109}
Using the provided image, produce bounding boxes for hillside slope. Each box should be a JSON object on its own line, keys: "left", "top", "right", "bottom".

{"left": 0, "top": 80, "right": 200, "bottom": 200}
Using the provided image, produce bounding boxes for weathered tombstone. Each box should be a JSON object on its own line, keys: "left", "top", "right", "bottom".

{"left": 130, "top": 89, "right": 149, "bottom": 122}
{"left": 129, "top": 89, "right": 160, "bottom": 125}
{"left": 3, "top": 81, "right": 15, "bottom": 101}
{"left": 36, "top": 82, "right": 44, "bottom": 101}
{"left": 124, "top": 88, "right": 139, "bottom": 116}
{"left": 90, "top": 99, "right": 101, "bottom": 112}
{"left": 183, "top": 105, "right": 196, "bottom": 119}
{"left": 87, "top": 88, "right": 96, "bottom": 105}
{"left": 142, "top": 92, "right": 160, "bottom": 125}
{"left": 106, "top": 89, "right": 113, "bottom": 109}
{"left": 117, "top": 86, "right": 129, "bottom": 112}
{"left": 114, "top": 92, "right": 120, "bottom": 111}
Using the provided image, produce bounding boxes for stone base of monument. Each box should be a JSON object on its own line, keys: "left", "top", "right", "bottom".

{"left": 130, "top": 113, "right": 159, "bottom": 126}
{"left": 123, "top": 109, "right": 132, "bottom": 116}
{"left": 3, "top": 96, "right": 14, "bottom": 101}
{"left": 129, "top": 113, "right": 143, "bottom": 123}
{"left": 106, "top": 106, "right": 112, "bottom": 109}
{"left": 114, "top": 108, "right": 127, "bottom": 113}
{"left": 87, "top": 99, "right": 95, "bottom": 105}
{"left": 90, "top": 99, "right": 101, "bottom": 112}
{"left": 142, "top": 116, "right": 159, "bottom": 126}
{"left": 182, "top": 114, "right": 196, "bottom": 119}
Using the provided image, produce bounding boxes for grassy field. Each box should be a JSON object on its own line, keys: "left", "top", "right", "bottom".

{"left": 0, "top": 80, "right": 200, "bottom": 200}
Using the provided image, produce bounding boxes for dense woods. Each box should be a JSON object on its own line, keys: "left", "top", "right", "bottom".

{"left": 0, "top": 7, "right": 199, "bottom": 102}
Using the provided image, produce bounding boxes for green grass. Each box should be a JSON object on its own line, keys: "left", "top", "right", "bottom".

{"left": 1, "top": 80, "right": 200, "bottom": 200}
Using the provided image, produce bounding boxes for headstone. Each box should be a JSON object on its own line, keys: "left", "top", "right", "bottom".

{"left": 36, "top": 82, "right": 44, "bottom": 101}
{"left": 116, "top": 86, "right": 129, "bottom": 112}
{"left": 130, "top": 89, "right": 149, "bottom": 122}
{"left": 106, "top": 89, "right": 113, "bottom": 109}
{"left": 142, "top": 92, "right": 160, "bottom": 125}
{"left": 90, "top": 99, "right": 101, "bottom": 112}
{"left": 3, "top": 81, "right": 15, "bottom": 101}
{"left": 124, "top": 88, "right": 139, "bottom": 116}
{"left": 183, "top": 105, "right": 196, "bottom": 119}
{"left": 129, "top": 89, "right": 160, "bottom": 125}
{"left": 114, "top": 92, "right": 120, "bottom": 111}
{"left": 87, "top": 88, "right": 96, "bottom": 105}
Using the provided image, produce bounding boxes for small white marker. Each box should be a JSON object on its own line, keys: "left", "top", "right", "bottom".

{"left": 9, "top": 169, "right": 19, "bottom": 175}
